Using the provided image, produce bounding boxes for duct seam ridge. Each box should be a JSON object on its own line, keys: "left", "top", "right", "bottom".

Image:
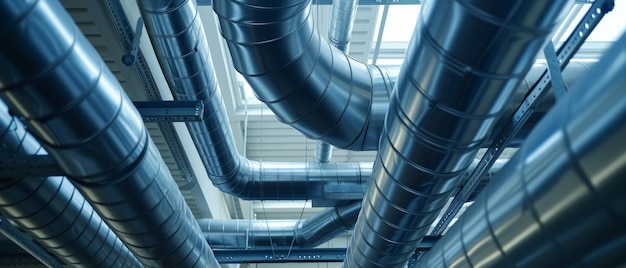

{"left": 381, "top": 131, "right": 471, "bottom": 179}
{"left": 389, "top": 105, "right": 488, "bottom": 154}
{"left": 368, "top": 176, "right": 451, "bottom": 228}
{"left": 257, "top": 34, "right": 324, "bottom": 105}
{"left": 561, "top": 118, "right": 626, "bottom": 224}
{"left": 455, "top": 0, "right": 560, "bottom": 35}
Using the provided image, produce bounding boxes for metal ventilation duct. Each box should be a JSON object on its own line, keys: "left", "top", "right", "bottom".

{"left": 0, "top": 103, "right": 141, "bottom": 268}
{"left": 316, "top": 0, "right": 359, "bottom": 162}
{"left": 418, "top": 31, "right": 626, "bottom": 268}
{"left": 140, "top": 0, "right": 588, "bottom": 203}
{"left": 211, "top": 0, "right": 587, "bottom": 155}
{"left": 213, "top": 0, "right": 393, "bottom": 151}
{"left": 344, "top": 0, "right": 573, "bottom": 267}
{"left": 328, "top": 0, "right": 358, "bottom": 52}
{"left": 206, "top": 158, "right": 506, "bottom": 250}
{"left": 138, "top": 0, "right": 372, "bottom": 200}
{"left": 0, "top": 0, "right": 217, "bottom": 267}
{"left": 201, "top": 201, "right": 360, "bottom": 249}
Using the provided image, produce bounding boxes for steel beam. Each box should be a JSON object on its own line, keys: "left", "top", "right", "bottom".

{"left": 0, "top": 155, "right": 63, "bottom": 178}
{"left": 200, "top": 0, "right": 592, "bottom": 6}
{"left": 429, "top": 0, "right": 615, "bottom": 238}
{"left": 214, "top": 236, "right": 438, "bottom": 263}
{"left": 0, "top": 217, "right": 63, "bottom": 268}
{"left": 134, "top": 101, "right": 204, "bottom": 122}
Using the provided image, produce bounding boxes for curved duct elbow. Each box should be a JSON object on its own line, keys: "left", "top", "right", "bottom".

{"left": 139, "top": 0, "right": 242, "bottom": 182}
{"left": 222, "top": 161, "right": 371, "bottom": 200}
{"left": 201, "top": 202, "right": 361, "bottom": 249}
{"left": 0, "top": 103, "right": 141, "bottom": 267}
{"left": 345, "top": 0, "right": 573, "bottom": 267}
{"left": 213, "top": 0, "right": 393, "bottom": 150}
{"left": 419, "top": 32, "right": 626, "bottom": 268}
{"left": 0, "top": 0, "right": 215, "bottom": 266}
{"left": 139, "top": 0, "right": 374, "bottom": 201}
{"left": 297, "top": 201, "right": 361, "bottom": 248}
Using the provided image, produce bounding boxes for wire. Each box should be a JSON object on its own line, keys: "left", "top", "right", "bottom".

{"left": 257, "top": 104, "right": 278, "bottom": 259}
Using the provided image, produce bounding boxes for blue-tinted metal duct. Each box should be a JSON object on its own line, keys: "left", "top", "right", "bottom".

{"left": 137, "top": 0, "right": 373, "bottom": 200}
{"left": 418, "top": 31, "right": 626, "bottom": 268}
{"left": 0, "top": 102, "right": 141, "bottom": 268}
{"left": 201, "top": 201, "right": 361, "bottom": 249}
{"left": 344, "top": 0, "right": 573, "bottom": 267}
{"left": 213, "top": 0, "right": 394, "bottom": 151}
{"left": 139, "top": 0, "right": 591, "bottom": 202}
{"left": 0, "top": 0, "right": 217, "bottom": 267}
{"left": 315, "top": 0, "right": 360, "bottom": 162}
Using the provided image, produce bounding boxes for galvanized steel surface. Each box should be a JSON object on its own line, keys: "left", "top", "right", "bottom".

{"left": 344, "top": 0, "right": 573, "bottom": 267}
{"left": 418, "top": 30, "right": 626, "bottom": 268}
{"left": 213, "top": 0, "right": 394, "bottom": 151}
{"left": 0, "top": 0, "right": 212, "bottom": 266}
{"left": 0, "top": 103, "right": 141, "bottom": 268}
{"left": 201, "top": 202, "right": 361, "bottom": 249}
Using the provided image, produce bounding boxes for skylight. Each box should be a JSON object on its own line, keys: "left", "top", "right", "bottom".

{"left": 378, "top": 5, "right": 421, "bottom": 43}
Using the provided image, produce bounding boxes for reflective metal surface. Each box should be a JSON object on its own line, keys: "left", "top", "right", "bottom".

{"left": 213, "top": 0, "right": 394, "bottom": 151}
{"left": 0, "top": 0, "right": 213, "bottom": 266}
{"left": 419, "top": 31, "right": 626, "bottom": 268}
{"left": 0, "top": 102, "right": 141, "bottom": 268}
{"left": 201, "top": 202, "right": 360, "bottom": 249}
{"left": 344, "top": 0, "right": 573, "bottom": 267}
{"left": 316, "top": 140, "right": 333, "bottom": 163}
{"left": 328, "top": 0, "right": 359, "bottom": 51}
{"left": 138, "top": 0, "right": 376, "bottom": 200}
{"left": 315, "top": 0, "right": 359, "bottom": 162}
{"left": 142, "top": 0, "right": 589, "bottom": 203}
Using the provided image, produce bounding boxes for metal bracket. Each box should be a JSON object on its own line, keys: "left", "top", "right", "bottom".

{"left": 134, "top": 101, "right": 205, "bottom": 122}
{"left": 322, "top": 184, "right": 367, "bottom": 200}
{"left": 0, "top": 217, "right": 63, "bottom": 268}
{"left": 429, "top": 0, "right": 614, "bottom": 238}
{"left": 214, "top": 237, "right": 438, "bottom": 263}
{"left": 214, "top": 248, "right": 346, "bottom": 263}
{"left": 198, "top": 0, "right": 592, "bottom": 5}
{"left": 0, "top": 154, "right": 64, "bottom": 178}
{"left": 544, "top": 41, "right": 568, "bottom": 100}
{"left": 121, "top": 17, "right": 144, "bottom": 66}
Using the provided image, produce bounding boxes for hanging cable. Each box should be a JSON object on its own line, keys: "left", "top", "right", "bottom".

{"left": 258, "top": 104, "right": 277, "bottom": 258}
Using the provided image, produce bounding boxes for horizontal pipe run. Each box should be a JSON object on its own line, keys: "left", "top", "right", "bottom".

{"left": 0, "top": 0, "right": 215, "bottom": 266}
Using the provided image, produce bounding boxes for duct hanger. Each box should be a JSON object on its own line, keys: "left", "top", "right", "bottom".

{"left": 122, "top": 17, "right": 144, "bottom": 66}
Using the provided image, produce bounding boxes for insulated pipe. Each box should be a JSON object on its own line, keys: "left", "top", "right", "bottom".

{"left": 0, "top": 1, "right": 217, "bottom": 267}
{"left": 138, "top": 0, "right": 372, "bottom": 200}
{"left": 345, "top": 1, "right": 573, "bottom": 267}
{"left": 214, "top": 0, "right": 394, "bottom": 151}
{"left": 418, "top": 31, "right": 626, "bottom": 268}
{"left": 0, "top": 103, "right": 141, "bottom": 268}
{"left": 200, "top": 201, "right": 361, "bottom": 249}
